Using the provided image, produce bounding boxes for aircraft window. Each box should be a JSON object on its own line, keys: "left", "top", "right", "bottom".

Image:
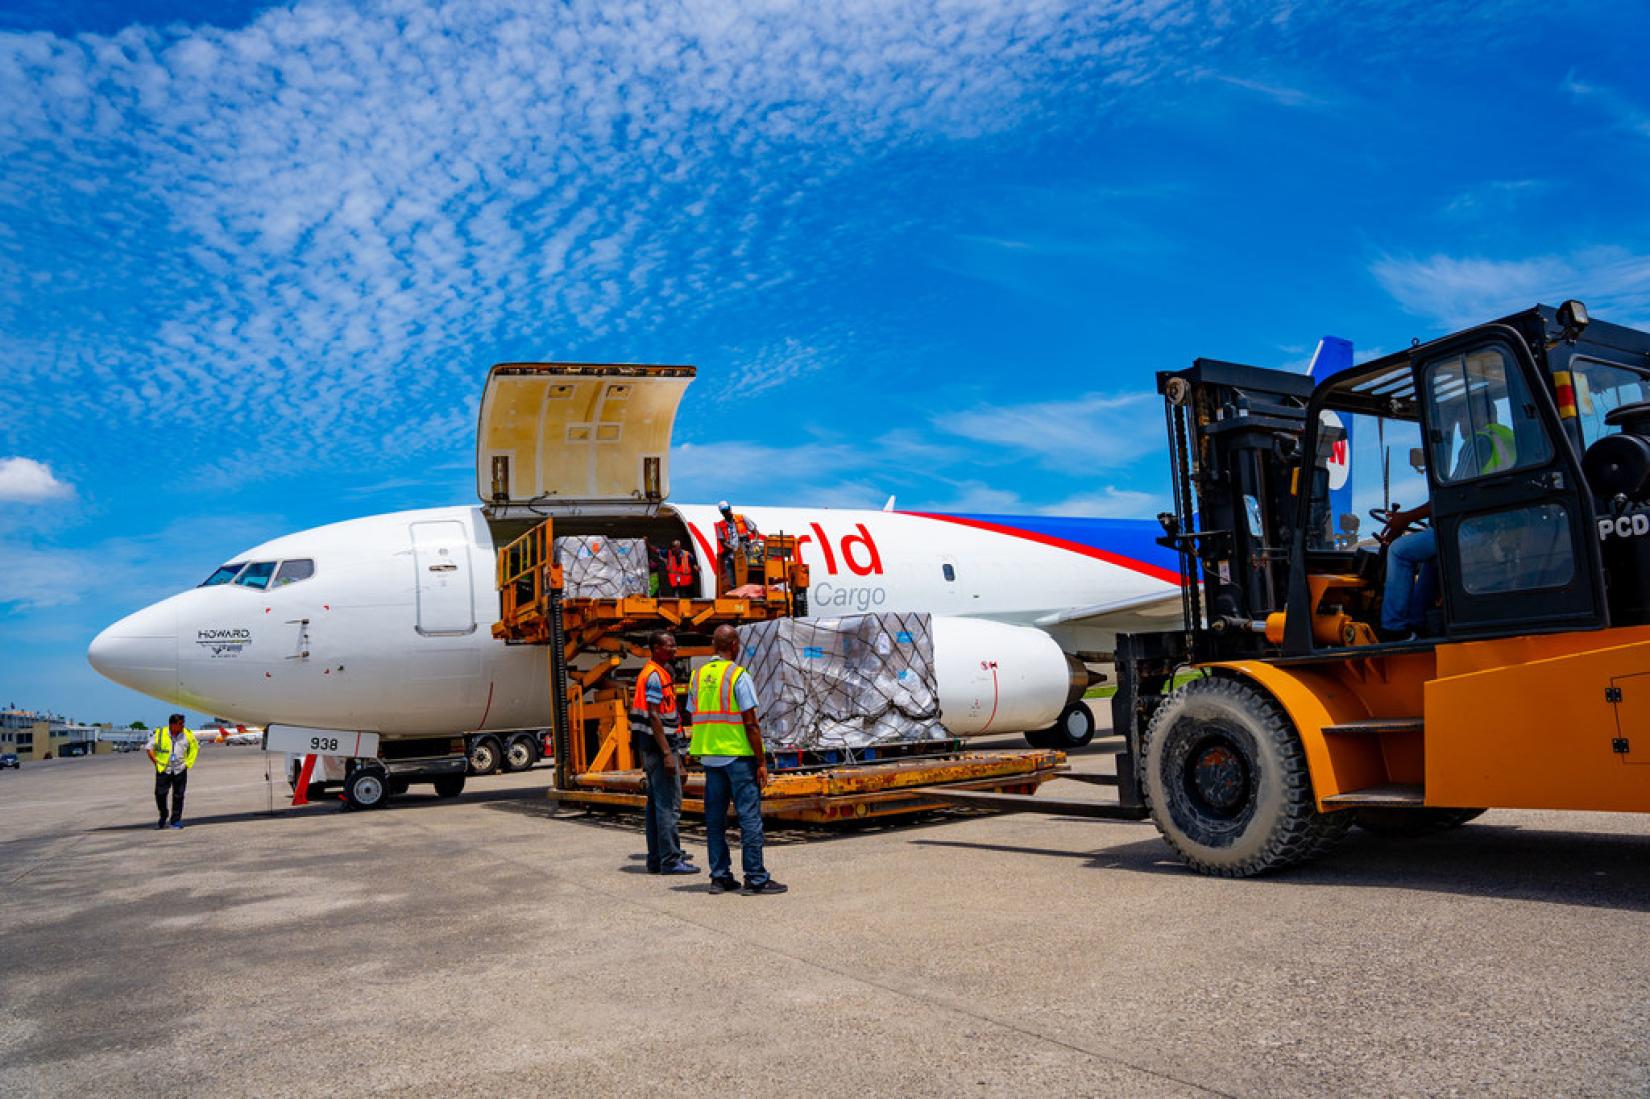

{"left": 272, "top": 559, "right": 315, "bottom": 588}
{"left": 234, "top": 561, "right": 277, "bottom": 590}
{"left": 942, "top": 564, "right": 956, "bottom": 582}
{"left": 200, "top": 563, "right": 246, "bottom": 587}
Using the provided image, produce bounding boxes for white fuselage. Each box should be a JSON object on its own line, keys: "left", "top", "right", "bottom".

{"left": 88, "top": 503, "right": 1177, "bottom": 737}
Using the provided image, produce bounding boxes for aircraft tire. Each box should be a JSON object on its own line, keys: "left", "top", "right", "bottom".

{"left": 433, "top": 774, "right": 466, "bottom": 798}
{"left": 1141, "top": 676, "right": 1350, "bottom": 878}
{"left": 1049, "top": 702, "right": 1095, "bottom": 748}
{"left": 344, "top": 767, "right": 389, "bottom": 811}
{"left": 1353, "top": 807, "right": 1485, "bottom": 837}
{"left": 503, "top": 735, "right": 537, "bottom": 772}
{"left": 468, "top": 736, "right": 503, "bottom": 775}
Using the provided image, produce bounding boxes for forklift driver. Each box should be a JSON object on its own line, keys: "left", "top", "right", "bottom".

{"left": 1376, "top": 400, "right": 1518, "bottom": 640}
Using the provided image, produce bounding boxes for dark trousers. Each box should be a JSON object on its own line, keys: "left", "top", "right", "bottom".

{"left": 703, "top": 757, "right": 768, "bottom": 886}
{"left": 154, "top": 770, "right": 188, "bottom": 823}
{"left": 640, "top": 742, "right": 686, "bottom": 870}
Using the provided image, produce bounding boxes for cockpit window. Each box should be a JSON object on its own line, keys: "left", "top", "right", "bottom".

{"left": 272, "top": 559, "right": 315, "bottom": 587}
{"left": 200, "top": 564, "right": 246, "bottom": 587}
{"left": 234, "top": 561, "right": 277, "bottom": 590}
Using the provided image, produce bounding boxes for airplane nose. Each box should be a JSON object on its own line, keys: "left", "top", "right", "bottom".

{"left": 88, "top": 603, "right": 180, "bottom": 698}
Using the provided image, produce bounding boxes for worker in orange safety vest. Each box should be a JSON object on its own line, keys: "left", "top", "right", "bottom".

{"left": 662, "top": 539, "right": 696, "bottom": 597}
{"left": 714, "top": 501, "right": 760, "bottom": 591}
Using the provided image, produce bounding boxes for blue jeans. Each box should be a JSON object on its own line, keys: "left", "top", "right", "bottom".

{"left": 1383, "top": 528, "right": 1438, "bottom": 632}
{"left": 640, "top": 742, "right": 686, "bottom": 870}
{"left": 702, "top": 757, "right": 768, "bottom": 886}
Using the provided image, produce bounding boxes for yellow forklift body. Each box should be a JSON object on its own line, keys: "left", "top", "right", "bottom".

{"left": 1206, "top": 624, "right": 1650, "bottom": 814}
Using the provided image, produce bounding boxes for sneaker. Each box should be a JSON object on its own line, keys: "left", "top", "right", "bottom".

{"left": 156, "top": 820, "right": 167, "bottom": 830}
{"left": 740, "top": 879, "right": 788, "bottom": 896}
{"left": 169, "top": 822, "right": 183, "bottom": 830}
{"left": 707, "top": 876, "right": 740, "bottom": 894}
{"left": 661, "top": 861, "right": 702, "bottom": 875}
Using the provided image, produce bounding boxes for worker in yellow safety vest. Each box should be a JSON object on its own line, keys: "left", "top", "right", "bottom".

{"left": 146, "top": 713, "right": 198, "bottom": 830}
{"left": 629, "top": 630, "right": 699, "bottom": 876}
{"left": 687, "top": 624, "right": 787, "bottom": 895}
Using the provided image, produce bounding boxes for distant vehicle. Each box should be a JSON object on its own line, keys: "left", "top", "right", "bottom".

{"left": 1, "top": 753, "right": 20, "bottom": 769}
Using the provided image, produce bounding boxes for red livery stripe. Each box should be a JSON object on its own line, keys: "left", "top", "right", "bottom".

{"left": 906, "top": 512, "right": 1181, "bottom": 585}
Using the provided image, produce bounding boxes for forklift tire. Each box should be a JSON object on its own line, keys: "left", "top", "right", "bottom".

{"left": 468, "top": 736, "right": 503, "bottom": 776}
{"left": 1141, "top": 676, "right": 1350, "bottom": 877}
{"left": 503, "top": 735, "right": 537, "bottom": 773}
{"left": 344, "top": 767, "right": 389, "bottom": 811}
{"left": 433, "top": 775, "right": 466, "bottom": 799}
{"left": 1354, "top": 807, "right": 1486, "bottom": 837}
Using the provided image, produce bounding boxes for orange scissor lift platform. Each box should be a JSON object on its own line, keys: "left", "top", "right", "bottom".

{"left": 494, "top": 519, "right": 1066, "bottom": 823}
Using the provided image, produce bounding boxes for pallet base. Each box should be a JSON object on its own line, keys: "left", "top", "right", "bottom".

{"left": 548, "top": 749, "right": 1067, "bottom": 823}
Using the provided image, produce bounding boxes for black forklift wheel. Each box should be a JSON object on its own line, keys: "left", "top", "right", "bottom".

{"left": 1141, "top": 676, "right": 1350, "bottom": 877}
{"left": 1354, "top": 807, "right": 1485, "bottom": 837}
{"left": 344, "top": 767, "right": 389, "bottom": 810}
{"left": 503, "top": 736, "right": 537, "bottom": 772}
{"left": 468, "top": 736, "right": 503, "bottom": 775}
{"left": 433, "top": 774, "right": 466, "bottom": 798}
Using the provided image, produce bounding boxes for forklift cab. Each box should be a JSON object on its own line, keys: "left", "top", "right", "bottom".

{"left": 1284, "top": 305, "right": 1631, "bottom": 654}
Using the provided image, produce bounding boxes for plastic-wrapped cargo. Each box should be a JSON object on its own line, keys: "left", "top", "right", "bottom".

{"left": 555, "top": 536, "right": 650, "bottom": 599}
{"left": 737, "top": 613, "right": 948, "bottom": 749}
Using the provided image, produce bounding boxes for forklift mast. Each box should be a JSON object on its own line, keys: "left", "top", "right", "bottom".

{"left": 1156, "top": 359, "right": 1323, "bottom": 663}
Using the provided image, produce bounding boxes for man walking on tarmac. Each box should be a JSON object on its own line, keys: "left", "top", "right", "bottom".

{"left": 687, "top": 624, "right": 787, "bottom": 895}
{"left": 631, "top": 631, "right": 700, "bottom": 875}
{"left": 146, "top": 713, "right": 198, "bottom": 830}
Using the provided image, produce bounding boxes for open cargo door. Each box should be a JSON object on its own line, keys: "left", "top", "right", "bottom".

{"left": 476, "top": 362, "right": 695, "bottom": 518}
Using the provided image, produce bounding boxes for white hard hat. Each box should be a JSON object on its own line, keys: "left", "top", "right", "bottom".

{"left": 717, "top": 500, "right": 730, "bottom": 511}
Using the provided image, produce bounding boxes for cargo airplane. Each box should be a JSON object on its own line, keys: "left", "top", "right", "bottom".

{"left": 87, "top": 349, "right": 1349, "bottom": 751}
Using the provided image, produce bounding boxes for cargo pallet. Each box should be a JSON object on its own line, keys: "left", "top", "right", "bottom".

{"left": 494, "top": 518, "right": 1068, "bottom": 823}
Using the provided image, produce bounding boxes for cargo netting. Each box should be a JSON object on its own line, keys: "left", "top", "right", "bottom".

{"left": 555, "top": 536, "right": 650, "bottom": 599}
{"left": 737, "top": 613, "right": 949, "bottom": 750}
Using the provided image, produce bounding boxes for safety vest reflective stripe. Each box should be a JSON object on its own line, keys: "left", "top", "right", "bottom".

{"left": 1479, "top": 423, "right": 1516, "bottom": 473}
{"left": 687, "top": 660, "right": 753, "bottom": 757}
{"left": 628, "top": 662, "right": 680, "bottom": 732}
{"left": 151, "top": 728, "right": 198, "bottom": 773}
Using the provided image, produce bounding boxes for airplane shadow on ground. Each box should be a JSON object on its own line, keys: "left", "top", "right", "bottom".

{"left": 488, "top": 797, "right": 998, "bottom": 849}
{"left": 910, "top": 821, "right": 1650, "bottom": 913}
{"left": 86, "top": 783, "right": 560, "bottom": 831}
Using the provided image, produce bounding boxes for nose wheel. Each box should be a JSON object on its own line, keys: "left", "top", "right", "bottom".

{"left": 1024, "top": 702, "right": 1095, "bottom": 749}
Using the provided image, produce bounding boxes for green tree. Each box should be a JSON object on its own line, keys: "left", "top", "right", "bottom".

{"left": 128, "top": 720, "right": 148, "bottom": 730}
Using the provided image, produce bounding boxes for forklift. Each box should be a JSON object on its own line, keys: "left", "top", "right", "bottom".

{"left": 1110, "top": 302, "right": 1650, "bottom": 876}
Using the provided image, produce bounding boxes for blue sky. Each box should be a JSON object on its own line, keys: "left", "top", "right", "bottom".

{"left": 2, "top": 0, "right": 1648, "bottom": 725}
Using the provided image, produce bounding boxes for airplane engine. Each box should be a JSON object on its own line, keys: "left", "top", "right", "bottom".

{"left": 931, "top": 616, "right": 1089, "bottom": 737}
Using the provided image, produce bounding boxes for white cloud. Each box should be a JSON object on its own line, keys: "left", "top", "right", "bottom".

{"left": 940, "top": 391, "right": 1163, "bottom": 469}
{"left": 0, "top": 0, "right": 1221, "bottom": 487}
{"left": 931, "top": 480, "right": 1164, "bottom": 518}
{"left": 1371, "top": 248, "right": 1650, "bottom": 329}
{"left": 0, "top": 457, "right": 73, "bottom": 501}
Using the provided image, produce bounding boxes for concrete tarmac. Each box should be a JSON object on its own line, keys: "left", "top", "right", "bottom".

{"left": 2, "top": 734, "right": 1647, "bottom": 1097}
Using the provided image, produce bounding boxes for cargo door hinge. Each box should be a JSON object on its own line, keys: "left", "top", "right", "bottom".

{"left": 1605, "top": 686, "right": 1623, "bottom": 703}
